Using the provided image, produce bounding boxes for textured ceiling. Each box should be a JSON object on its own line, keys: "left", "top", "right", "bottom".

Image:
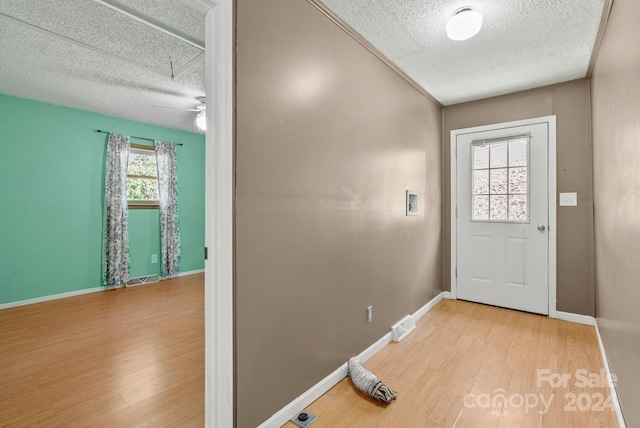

{"left": 0, "top": 1, "right": 607, "bottom": 132}
{"left": 0, "top": 0, "right": 209, "bottom": 133}
{"left": 320, "top": 0, "right": 606, "bottom": 105}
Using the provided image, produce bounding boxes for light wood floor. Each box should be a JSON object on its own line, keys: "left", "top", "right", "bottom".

{"left": 1, "top": 279, "right": 617, "bottom": 428}
{"left": 0, "top": 274, "right": 204, "bottom": 427}
{"left": 284, "top": 299, "right": 617, "bottom": 428}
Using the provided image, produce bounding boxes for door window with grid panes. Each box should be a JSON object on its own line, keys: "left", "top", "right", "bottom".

{"left": 471, "top": 137, "right": 530, "bottom": 223}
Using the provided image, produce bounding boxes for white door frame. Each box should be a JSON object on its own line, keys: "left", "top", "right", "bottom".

{"left": 204, "top": 0, "right": 234, "bottom": 427}
{"left": 450, "top": 116, "right": 557, "bottom": 318}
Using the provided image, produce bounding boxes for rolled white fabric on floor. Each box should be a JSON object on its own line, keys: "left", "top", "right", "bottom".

{"left": 347, "top": 357, "right": 397, "bottom": 403}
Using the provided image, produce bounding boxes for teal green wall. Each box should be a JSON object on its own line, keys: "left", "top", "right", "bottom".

{"left": 0, "top": 94, "right": 205, "bottom": 304}
{"left": 128, "top": 210, "right": 162, "bottom": 278}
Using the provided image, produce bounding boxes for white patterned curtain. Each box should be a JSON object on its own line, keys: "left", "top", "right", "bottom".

{"left": 155, "top": 141, "right": 180, "bottom": 277}
{"left": 103, "top": 133, "right": 130, "bottom": 285}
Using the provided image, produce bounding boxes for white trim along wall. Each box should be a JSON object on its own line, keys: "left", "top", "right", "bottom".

{"left": 256, "top": 292, "right": 626, "bottom": 428}
{"left": 594, "top": 319, "right": 628, "bottom": 428}
{"left": 257, "top": 293, "right": 446, "bottom": 427}
{"left": 0, "top": 269, "right": 205, "bottom": 311}
{"left": 203, "top": 0, "right": 234, "bottom": 427}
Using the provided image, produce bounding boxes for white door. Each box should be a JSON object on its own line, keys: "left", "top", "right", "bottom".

{"left": 453, "top": 118, "right": 554, "bottom": 315}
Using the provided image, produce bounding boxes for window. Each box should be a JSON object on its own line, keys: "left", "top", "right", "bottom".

{"left": 127, "top": 144, "right": 159, "bottom": 208}
{"left": 471, "top": 137, "right": 530, "bottom": 222}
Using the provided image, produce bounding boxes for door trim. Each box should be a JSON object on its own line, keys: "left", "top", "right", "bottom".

{"left": 204, "top": 1, "right": 234, "bottom": 427}
{"left": 450, "top": 116, "right": 557, "bottom": 318}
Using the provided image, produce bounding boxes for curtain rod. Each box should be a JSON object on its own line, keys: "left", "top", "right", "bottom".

{"left": 94, "top": 130, "right": 183, "bottom": 146}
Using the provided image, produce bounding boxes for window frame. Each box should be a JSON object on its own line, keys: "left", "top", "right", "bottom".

{"left": 127, "top": 143, "right": 159, "bottom": 209}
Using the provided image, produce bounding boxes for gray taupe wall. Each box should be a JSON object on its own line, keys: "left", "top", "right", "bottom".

{"left": 443, "top": 80, "right": 594, "bottom": 316}
{"left": 235, "top": 0, "right": 442, "bottom": 426}
{"left": 590, "top": 0, "right": 640, "bottom": 425}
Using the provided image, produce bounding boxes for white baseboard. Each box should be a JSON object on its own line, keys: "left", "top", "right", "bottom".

{"left": 555, "top": 311, "right": 595, "bottom": 326}
{"left": 0, "top": 268, "right": 205, "bottom": 311}
{"left": 0, "top": 285, "right": 121, "bottom": 311}
{"left": 444, "top": 291, "right": 452, "bottom": 299}
{"left": 175, "top": 269, "right": 205, "bottom": 277}
{"left": 257, "top": 362, "right": 349, "bottom": 428}
{"left": 257, "top": 291, "right": 445, "bottom": 428}
{"left": 594, "top": 319, "right": 627, "bottom": 428}
{"left": 555, "top": 312, "right": 626, "bottom": 426}
{"left": 413, "top": 292, "right": 444, "bottom": 321}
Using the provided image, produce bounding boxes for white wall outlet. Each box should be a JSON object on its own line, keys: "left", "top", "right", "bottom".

{"left": 366, "top": 306, "right": 373, "bottom": 323}
{"left": 151, "top": 254, "right": 158, "bottom": 263}
{"left": 559, "top": 192, "right": 577, "bottom": 206}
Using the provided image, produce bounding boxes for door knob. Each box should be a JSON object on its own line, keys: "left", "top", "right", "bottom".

{"left": 537, "top": 224, "right": 546, "bottom": 232}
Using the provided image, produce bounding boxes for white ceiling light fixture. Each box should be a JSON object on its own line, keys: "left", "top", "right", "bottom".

{"left": 195, "top": 106, "right": 206, "bottom": 131}
{"left": 446, "top": 7, "right": 483, "bottom": 41}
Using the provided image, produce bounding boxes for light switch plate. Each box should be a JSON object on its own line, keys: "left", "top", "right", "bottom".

{"left": 559, "top": 192, "right": 577, "bottom": 206}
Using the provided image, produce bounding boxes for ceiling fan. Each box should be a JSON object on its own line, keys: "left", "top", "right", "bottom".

{"left": 153, "top": 96, "right": 207, "bottom": 131}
